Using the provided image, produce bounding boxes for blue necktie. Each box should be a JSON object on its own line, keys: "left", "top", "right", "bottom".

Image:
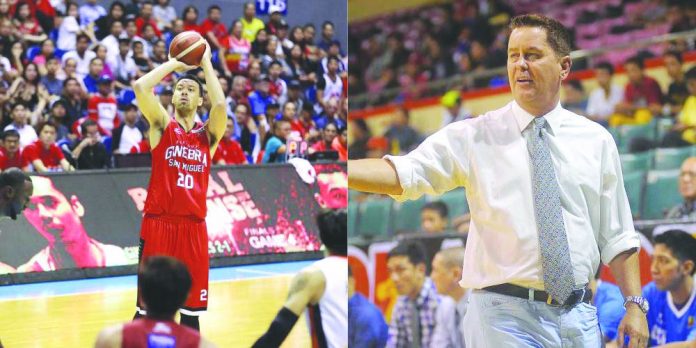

{"left": 529, "top": 117, "right": 575, "bottom": 304}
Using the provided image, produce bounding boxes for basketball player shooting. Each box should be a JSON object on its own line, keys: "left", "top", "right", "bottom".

{"left": 131, "top": 35, "right": 226, "bottom": 331}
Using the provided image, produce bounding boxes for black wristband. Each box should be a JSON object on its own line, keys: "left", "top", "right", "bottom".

{"left": 252, "top": 307, "right": 299, "bottom": 348}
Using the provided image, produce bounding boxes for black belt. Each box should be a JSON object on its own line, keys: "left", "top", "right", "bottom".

{"left": 482, "top": 283, "right": 592, "bottom": 307}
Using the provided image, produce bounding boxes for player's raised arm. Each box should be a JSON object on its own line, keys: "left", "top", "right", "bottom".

{"left": 133, "top": 58, "right": 195, "bottom": 131}
{"left": 200, "top": 43, "right": 227, "bottom": 156}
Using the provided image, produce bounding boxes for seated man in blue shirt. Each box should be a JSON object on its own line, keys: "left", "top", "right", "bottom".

{"left": 643, "top": 229, "right": 696, "bottom": 346}
{"left": 248, "top": 75, "right": 275, "bottom": 134}
{"left": 349, "top": 265, "right": 388, "bottom": 348}
{"left": 262, "top": 119, "right": 290, "bottom": 164}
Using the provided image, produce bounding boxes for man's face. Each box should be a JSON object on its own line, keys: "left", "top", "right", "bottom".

{"left": 323, "top": 125, "right": 337, "bottom": 142}
{"left": 387, "top": 255, "right": 424, "bottom": 297}
{"left": 84, "top": 125, "right": 99, "bottom": 140}
{"left": 76, "top": 37, "right": 89, "bottom": 53}
{"left": 209, "top": 9, "right": 221, "bottom": 22}
{"left": 595, "top": 68, "right": 611, "bottom": 86}
{"left": 244, "top": 4, "right": 255, "bottom": 18}
{"left": 232, "top": 77, "right": 245, "bottom": 95}
{"left": 625, "top": 62, "right": 643, "bottom": 84}
{"left": 66, "top": 79, "right": 79, "bottom": 95}
{"left": 651, "top": 244, "right": 691, "bottom": 291}
{"left": 12, "top": 105, "right": 27, "bottom": 125}
{"left": 328, "top": 59, "right": 339, "bottom": 74}
{"left": 269, "top": 64, "right": 281, "bottom": 78}
{"left": 124, "top": 108, "right": 138, "bottom": 124}
{"left": 46, "top": 59, "right": 59, "bottom": 74}
{"left": 679, "top": 159, "right": 696, "bottom": 200}
{"left": 507, "top": 27, "right": 568, "bottom": 112}
{"left": 119, "top": 42, "right": 130, "bottom": 55}
{"left": 173, "top": 79, "right": 202, "bottom": 112}
{"left": 98, "top": 82, "right": 111, "bottom": 96}
{"left": 421, "top": 208, "right": 447, "bottom": 233}
{"left": 126, "top": 21, "right": 137, "bottom": 37}
{"left": 304, "top": 26, "right": 315, "bottom": 40}
{"left": 52, "top": 104, "right": 66, "bottom": 119}
{"left": 283, "top": 102, "right": 296, "bottom": 120}
{"left": 235, "top": 105, "right": 248, "bottom": 124}
{"left": 111, "top": 21, "right": 123, "bottom": 37}
{"left": 3, "top": 136, "right": 19, "bottom": 153}
{"left": 141, "top": 4, "right": 152, "bottom": 18}
{"left": 24, "top": 177, "right": 84, "bottom": 243}
{"left": 39, "top": 126, "right": 56, "bottom": 146}
{"left": 249, "top": 63, "right": 261, "bottom": 79}
{"left": 275, "top": 121, "right": 291, "bottom": 139}
{"left": 173, "top": 19, "right": 184, "bottom": 33}
{"left": 90, "top": 59, "right": 103, "bottom": 77}
{"left": 224, "top": 119, "right": 234, "bottom": 138}
{"left": 218, "top": 77, "right": 229, "bottom": 94}
{"left": 322, "top": 24, "right": 334, "bottom": 40}
{"left": 664, "top": 55, "right": 682, "bottom": 79}
{"left": 430, "top": 254, "right": 456, "bottom": 295}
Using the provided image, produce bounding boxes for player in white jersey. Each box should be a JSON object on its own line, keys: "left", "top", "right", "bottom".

{"left": 253, "top": 210, "right": 347, "bottom": 348}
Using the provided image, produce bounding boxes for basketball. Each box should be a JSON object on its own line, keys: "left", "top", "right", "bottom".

{"left": 169, "top": 31, "right": 206, "bottom": 66}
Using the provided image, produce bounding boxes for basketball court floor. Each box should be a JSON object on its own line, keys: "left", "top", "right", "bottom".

{"left": 0, "top": 261, "right": 314, "bottom": 347}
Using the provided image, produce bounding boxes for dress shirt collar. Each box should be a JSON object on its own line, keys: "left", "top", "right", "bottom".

{"left": 511, "top": 100, "right": 565, "bottom": 136}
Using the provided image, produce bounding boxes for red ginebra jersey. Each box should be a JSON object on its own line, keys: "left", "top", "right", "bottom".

{"left": 144, "top": 119, "right": 210, "bottom": 220}
{"left": 122, "top": 318, "right": 201, "bottom": 348}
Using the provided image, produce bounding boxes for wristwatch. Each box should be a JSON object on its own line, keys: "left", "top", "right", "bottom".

{"left": 624, "top": 296, "right": 649, "bottom": 314}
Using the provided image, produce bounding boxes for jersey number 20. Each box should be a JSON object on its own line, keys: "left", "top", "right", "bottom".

{"left": 177, "top": 173, "right": 194, "bottom": 189}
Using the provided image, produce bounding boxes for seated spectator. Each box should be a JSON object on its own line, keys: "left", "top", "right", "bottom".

{"left": 348, "top": 119, "right": 371, "bottom": 160}
{"left": 86, "top": 75, "right": 119, "bottom": 136}
{"left": 586, "top": 62, "right": 624, "bottom": 127}
{"left": 562, "top": 80, "right": 588, "bottom": 116}
{"left": 319, "top": 42, "right": 347, "bottom": 76}
{"left": 181, "top": 5, "right": 200, "bottom": 33}
{"left": 13, "top": 2, "right": 47, "bottom": 45}
{"left": 8, "top": 63, "right": 50, "bottom": 116}
{"left": 4, "top": 102, "right": 38, "bottom": 149}
{"left": 268, "top": 60, "right": 287, "bottom": 104}
{"left": 63, "top": 34, "right": 98, "bottom": 80}
{"left": 589, "top": 271, "right": 625, "bottom": 344}
{"left": 32, "top": 39, "right": 56, "bottom": 76}
{"left": 124, "top": 18, "right": 146, "bottom": 49}
{"left": 229, "top": 75, "right": 249, "bottom": 111}
{"left": 286, "top": 45, "right": 311, "bottom": 86}
{"left": 101, "top": 19, "right": 126, "bottom": 65}
{"left": 240, "top": 2, "right": 265, "bottom": 42}
{"left": 332, "top": 127, "right": 347, "bottom": 161}
{"left": 666, "top": 157, "right": 696, "bottom": 219}
{"left": 153, "top": 0, "right": 177, "bottom": 32}
{"left": 262, "top": 119, "right": 290, "bottom": 164}
{"left": 140, "top": 23, "right": 159, "bottom": 58}
{"left": 260, "top": 39, "right": 290, "bottom": 73}
{"left": 431, "top": 247, "right": 469, "bottom": 348}
{"left": 68, "top": 119, "right": 108, "bottom": 170}
{"left": 83, "top": 58, "right": 106, "bottom": 93}
{"left": 131, "top": 41, "right": 152, "bottom": 75}
{"left": 22, "top": 121, "right": 73, "bottom": 172}
{"left": 643, "top": 230, "right": 696, "bottom": 346}
{"left": 612, "top": 56, "right": 663, "bottom": 127}
{"left": 212, "top": 118, "right": 247, "bottom": 165}
{"left": 315, "top": 56, "right": 343, "bottom": 115}
{"left": 58, "top": 77, "right": 87, "bottom": 130}
{"left": 248, "top": 75, "right": 275, "bottom": 131}
{"left": 309, "top": 122, "right": 338, "bottom": 154}
{"left": 78, "top": 0, "right": 106, "bottom": 27}
{"left": 41, "top": 57, "right": 64, "bottom": 96}
{"left": 134, "top": 1, "right": 161, "bottom": 39}
{"left": 56, "top": 2, "right": 82, "bottom": 52}
{"left": 317, "top": 21, "right": 341, "bottom": 55}
{"left": 94, "top": 2, "right": 126, "bottom": 41}
{"left": 264, "top": 10, "right": 284, "bottom": 36}
{"left": 95, "top": 256, "right": 217, "bottom": 348}
{"left": 112, "top": 103, "right": 145, "bottom": 155}
{"left": 199, "top": 5, "right": 226, "bottom": 50}
{"left": 386, "top": 241, "right": 441, "bottom": 347}
{"left": 164, "top": 19, "right": 184, "bottom": 49}
{"left": 384, "top": 107, "right": 423, "bottom": 155}
{"left": 293, "top": 100, "right": 316, "bottom": 141}
{"left": 250, "top": 28, "right": 269, "bottom": 60}
{"left": 109, "top": 38, "right": 138, "bottom": 90}
{"left": 158, "top": 85, "right": 174, "bottom": 117}
{"left": 421, "top": 201, "right": 449, "bottom": 234}
{"left": 661, "top": 67, "right": 696, "bottom": 148}
{"left": 0, "top": 130, "right": 24, "bottom": 170}
{"left": 47, "top": 100, "right": 71, "bottom": 142}
{"left": 315, "top": 97, "right": 344, "bottom": 130}
{"left": 277, "top": 101, "right": 301, "bottom": 139}
{"left": 440, "top": 90, "right": 472, "bottom": 127}
{"left": 664, "top": 50, "right": 689, "bottom": 117}
{"left": 348, "top": 265, "right": 388, "bottom": 348}
{"left": 93, "top": 44, "right": 114, "bottom": 80}
{"left": 234, "top": 103, "right": 260, "bottom": 162}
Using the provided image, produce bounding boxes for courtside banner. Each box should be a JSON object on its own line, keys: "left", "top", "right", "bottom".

{"left": 0, "top": 163, "right": 346, "bottom": 274}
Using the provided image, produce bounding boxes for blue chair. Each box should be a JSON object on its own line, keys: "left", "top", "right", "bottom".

{"left": 642, "top": 169, "right": 681, "bottom": 219}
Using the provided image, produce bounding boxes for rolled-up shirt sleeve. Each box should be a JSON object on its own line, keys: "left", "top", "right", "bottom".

{"left": 598, "top": 134, "right": 641, "bottom": 265}
{"left": 384, "top": 124, "right": 470, "bottom": 202}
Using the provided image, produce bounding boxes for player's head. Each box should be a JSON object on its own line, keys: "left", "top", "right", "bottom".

{"left": 0, "top": 168, "right": 32, "bottom": 220}
{"left": 316, "top": 209, "right": 346, "bottom": 256}
{"left": 652, "top": 230, "right": 696, "bottom": 291}
{"left": 172, "top": 74, "right": 204, "bottom": 115}
{"left": 431, "top": 247, "right": 465, "bottom": 296}
{"left": 24, "top": 176, "right": 87, "bottom": 244}
{"left": 421, "top": 201, "right": 448, "bottom": 233}
{"left": 507, "top": 14, "right": 572, "bottom": 113}
{"left": 139, "top": 256, "right": 192, "bottom": 319}
{"left": 387, "top": 241, "right": 427, "bottom": 298}
{"left": 679, "top": 157, "right": 696, "bottom": 201}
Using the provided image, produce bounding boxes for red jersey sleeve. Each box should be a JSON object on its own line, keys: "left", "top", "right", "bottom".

{"left": 51, "top": 144, "right": 65, "bottom": 161}
{"left": 22, "top": 143, "right": 39, "bottom": 164}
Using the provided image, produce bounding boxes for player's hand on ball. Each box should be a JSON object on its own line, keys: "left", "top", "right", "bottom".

{"left": 168, "top": 55, "right": 197, "bottom": 73}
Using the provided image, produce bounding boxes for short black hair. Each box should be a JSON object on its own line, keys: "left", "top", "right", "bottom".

{"left": 664, "top": 50, "right": 683, "bottom": 64}
{"left": 118, "top": 37, "right": 131, "bottom": 46}
{"left": 654, "top": 230, "right": 696, "bottom": 275}
{"left": 595, "top": 62, "right": 614, "bottom": 75}
{"left": 322, "top": 21, "right": 334, "bottom": 30}
{"left": 208, "top": 5, "right": 221, "bottom": 13}
{"left": 36, "top": 120, "right": 57, "bottom": 134}
{"left": 625, "top": 56, "right": 644, "bottom": 70}
{"left": 269, "top": 60, "right": 282, "bottom": 69}
{"left": 327, "top": 56, "right": 341, "bottom": 65}
{"left": 76, "top": 33, "right": 90, "bottom": 43}
{"left": 304, "top": 23, "right": 316, "bottom": 31}
{"left": 1, "top": 129, "right": 19, "bottom": 141}
{"left": 81, "top": 119, "right": 98, "bottom": 135}
{"left": 509, "top": 14, "right": 572, "bottom": 58}
{"left": 388, "top": 240, "right": 427, "bottom": 267}
{"left": 566, "top": 79, "right": 584, "bottom": 92}
{"left": 317, "top": 210, "right": 346, "bottom": 256}
{"left": 139, "top": 256, "right": 192, "bottom": 318}
{"left": 175, "top": 74, "right": 204, "bottom": 96}
{"left": 11, "top": 101, "right": 28, "bottom": 111}
{"left": 0, "top": 167, "right": 29, "bottom": 190}
{"left": 422, "top": 201, "right": 448, "bottom": 218}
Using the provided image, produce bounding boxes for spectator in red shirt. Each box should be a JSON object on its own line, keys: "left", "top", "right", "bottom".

{"left": 23, "top": 121, "right": 73, "bottom": 172}
{"left": 0, "top": 130, "right": 25, "bottom": 170}
{"left": 199, "top": 5, "right": 227, "bottom": 50}
{"left": 181, "top": 5, "right": 199, "bottom": 33}
{"left": 135, "top": 1, "right": 161, "bottom": 38}
{"left": 309, "top": 122, "right": 338, "bottom": 154}
{"left": 612, "top": 56, "right": 663, "bottom": 127}
{"left": 213, "top": 117, "right": 247, "bottom": 165}
{"left": 85, "top": 75, "right": 119, "bottom": 136}
{"left": 220, "top": 20, "right": 251, "bottom": 77}
{"left": 332, "top": 127, "right": 347, "bottom": 161}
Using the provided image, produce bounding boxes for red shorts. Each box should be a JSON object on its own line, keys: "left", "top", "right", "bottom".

{"left": 136, "top": 214, "right": 209, "bottom": 315}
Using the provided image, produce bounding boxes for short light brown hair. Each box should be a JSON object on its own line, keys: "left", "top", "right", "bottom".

{"left": 509, "top": 14, "right": 572, "bottom": 58}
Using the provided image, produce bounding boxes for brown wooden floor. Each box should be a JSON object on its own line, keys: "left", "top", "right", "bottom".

{"left": 0, "top": 275, "right": 309, "bottom": 347}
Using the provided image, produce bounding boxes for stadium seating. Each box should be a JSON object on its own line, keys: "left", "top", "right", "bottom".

{"left": 642, "top": 169, "right": 681, "bottom": 219}
{"left": 348, "top": 201, "right": 358, "bottom": 238}
{"left": 620, "top": 152, "right": 653, "bottom": 174}
{"left": 623, "top": 170, "right": 645, "bottom": 217}
{"left": 356, "top": 199, "right": 392, "bottom": 238}
{"left": 653, "top": 147, "right": 694, "bottom": 170}
{"left": 392, "top": 197, "right": 426, "bottom": 234}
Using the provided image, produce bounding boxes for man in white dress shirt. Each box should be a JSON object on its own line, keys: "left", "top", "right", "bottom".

{"left": 348, "top": 14, "right": 649, "bottom": 347}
